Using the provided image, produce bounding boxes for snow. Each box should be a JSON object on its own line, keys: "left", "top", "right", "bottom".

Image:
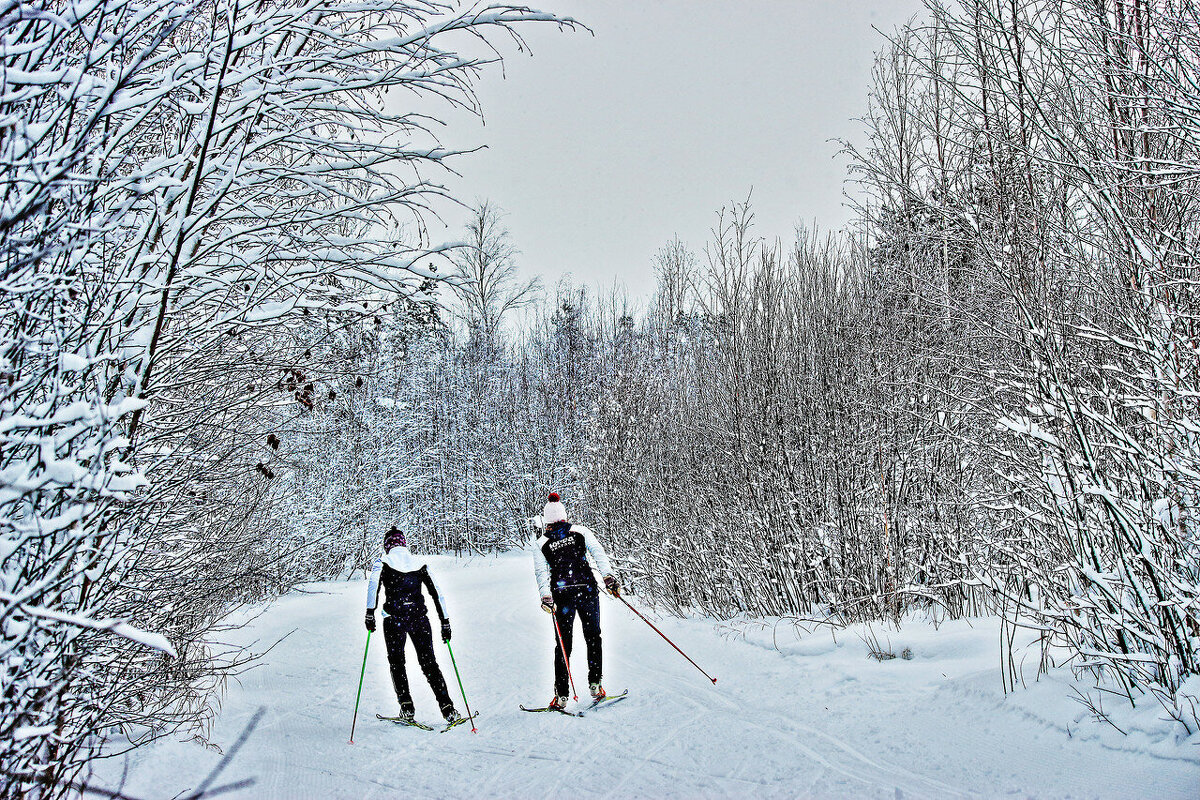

{"left": 1153, "top": 497, "right": 1180, "bottom": 529}
{"left": 88, "top": 553, "right": 1199, "bottom": 799}
{"left": 59, "top": 353, "right": 89, "bottom": 371}
{"left": 14, "top": 725, "right": 56, "bottom": 741}
{"left": 3, "top": 598, "right": 178, "bottom": 658}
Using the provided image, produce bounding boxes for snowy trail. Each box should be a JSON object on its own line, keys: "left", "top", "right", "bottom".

{"left": 89, "top": 553, "right": 1198, "bottom": 799}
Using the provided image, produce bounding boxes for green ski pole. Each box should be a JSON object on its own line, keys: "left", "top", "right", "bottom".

{"left": 444, "top": 640, "right": 477, "bottom": 733}
{"left": 349, "top": 630, "right": 371, "bottom": 744}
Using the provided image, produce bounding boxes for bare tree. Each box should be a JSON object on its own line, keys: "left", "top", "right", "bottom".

{"left": 447, "top": 201, "right": 541, "bottom": 349}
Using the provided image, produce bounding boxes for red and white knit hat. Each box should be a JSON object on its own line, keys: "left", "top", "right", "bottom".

{"left": 542, "top": 492, "right": 568, "bottom": 525}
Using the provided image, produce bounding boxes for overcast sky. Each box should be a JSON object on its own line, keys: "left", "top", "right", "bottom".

{"left": 424, "top": 0, "right": 926, "bottom": 302}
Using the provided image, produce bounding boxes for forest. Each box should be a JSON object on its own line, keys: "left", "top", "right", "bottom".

{"left": 2, "top": 1, "right": 1198, "bottom": 797}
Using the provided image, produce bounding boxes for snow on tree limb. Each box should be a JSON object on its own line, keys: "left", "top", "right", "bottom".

{"left": 0, "top": 594, "right": 178, "bottom": 657}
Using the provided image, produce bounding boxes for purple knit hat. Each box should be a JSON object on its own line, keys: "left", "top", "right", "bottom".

{"left": 384, "top": 525, "right": 406, "bottom": 551}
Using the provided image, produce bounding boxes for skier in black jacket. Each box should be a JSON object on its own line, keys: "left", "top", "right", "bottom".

{"left": 534, "top": 492, "right": 620, "bottom": 709}
{"left": 365, "top": 526, "right": 460, "bottom": 724}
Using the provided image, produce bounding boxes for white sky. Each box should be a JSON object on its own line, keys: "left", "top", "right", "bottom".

{"left": 423, "top": 0, "right": 926, "bottom": 302}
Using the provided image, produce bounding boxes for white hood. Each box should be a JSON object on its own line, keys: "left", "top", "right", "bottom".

{"left": 382, "top": 546, "right": 424, "bottom": 573}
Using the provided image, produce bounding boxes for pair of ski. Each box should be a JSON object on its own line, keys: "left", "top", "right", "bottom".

{"left": 376, "top": 712, "right": 477, "bottom": 732}
{"left": 519, "top": 689, "right": 629, "bottom": 717}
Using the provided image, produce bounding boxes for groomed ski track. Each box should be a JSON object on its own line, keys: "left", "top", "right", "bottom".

{"left": 89, "top": 552, "right": 1198, "bottom": 799}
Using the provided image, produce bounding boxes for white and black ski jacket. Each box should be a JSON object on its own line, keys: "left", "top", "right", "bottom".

{"left": 533, "top": 522, "right": 613, "bottom": 597}
{"left": 366, "top": 546, "right": 449, "bottom": 623}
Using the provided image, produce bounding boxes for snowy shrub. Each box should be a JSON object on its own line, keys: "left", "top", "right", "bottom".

{"left": 0, "top": 0, "right": 578, "bottom": 795}
{"left": 845, "top": 0, "right": 1200, "bottom": 731}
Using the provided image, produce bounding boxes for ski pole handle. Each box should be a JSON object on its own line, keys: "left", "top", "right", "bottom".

{"left": 349, "top": 630, "right": 371, "bottom": 743}
{"left": 616, "top": 593, "right": 717, "bottom": 685}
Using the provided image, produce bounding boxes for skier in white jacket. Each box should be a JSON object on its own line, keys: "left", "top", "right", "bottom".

{"left": 533, "top": 492, "right": 620, "bottom": 710}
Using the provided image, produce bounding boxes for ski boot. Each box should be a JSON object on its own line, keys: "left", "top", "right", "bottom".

{"left": 548, "top": 695, "right": 569, "bottom": 710}
{"left": 588, "top": 683, "right": 606, "bottom": 701}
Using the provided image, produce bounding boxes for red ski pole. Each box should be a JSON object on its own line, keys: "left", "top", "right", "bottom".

{"left": 615, "top": 593, "right": 717, "bottom": 685}
{"left": 550, "top": 608, "right": 579, "bottom": 701}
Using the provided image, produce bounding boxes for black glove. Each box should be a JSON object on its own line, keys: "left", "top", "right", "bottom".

{"left": 364, "top": 609, "right": 375, "bottom": 632}
{"left": 540, "top": 595, "right": 556, "bottom": 614}
{"left": 441, "top": 620, "right": 451, "bottom": 642}
{"left": 603, "top": 574, "right": 620, "bottom": 597}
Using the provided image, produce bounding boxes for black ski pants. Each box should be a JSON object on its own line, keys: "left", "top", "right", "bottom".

{"left": 551, "top": 585, "right": 602, "bottom": 697}
{"left": 382, "top": 613, "right": 454, "bottom": 718}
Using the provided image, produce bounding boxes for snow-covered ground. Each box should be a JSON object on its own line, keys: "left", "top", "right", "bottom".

{"left": 88, "top": 552, "right": 1198, "bottom": 798}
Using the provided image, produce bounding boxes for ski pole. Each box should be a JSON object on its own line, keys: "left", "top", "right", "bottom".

{"left": 615, "top": 593, "right": 717, "bottom": 685}
{"left": 349, "top": 630, "right": 371, "bottom": 744}
{"left": 443, "top": 640, "right": 477, "bottom": 733}
{"left": 551, "top": 608, "right": 579, "bottom": 701}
